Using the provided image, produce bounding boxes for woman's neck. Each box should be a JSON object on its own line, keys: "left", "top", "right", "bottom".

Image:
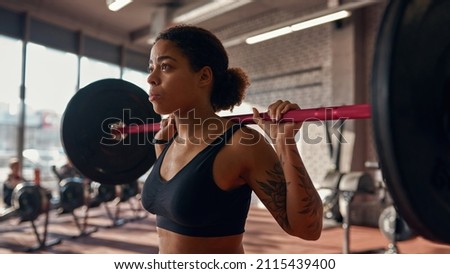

{"left": 173, "top": 107, "right": 228, "bottom": 143}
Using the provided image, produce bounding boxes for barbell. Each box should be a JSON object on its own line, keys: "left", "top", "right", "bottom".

{"left": 111, "top": 103, "right": 371, "bottom": 137}
{"left": 60, "top": 0, "right": 450, "bottom": 245}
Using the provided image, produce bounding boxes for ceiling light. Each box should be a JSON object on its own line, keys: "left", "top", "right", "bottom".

{"left": 291, "top": 10, "right": 351, "bottom": 31}
{"left": 245, "top": 27, "right": 293, "bottom": 45}
{"left": 173, "top": 0, "right": 252, "bottom": 24}
{"left": 245, "top": 10, "right": 351, "bottom": 44}
{"left": 107, "top": 0, "right": 133, "bottom": 12}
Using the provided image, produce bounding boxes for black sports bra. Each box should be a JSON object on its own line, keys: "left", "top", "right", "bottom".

{"left": 141, "top": 123, "right": 252, "bottom": 237}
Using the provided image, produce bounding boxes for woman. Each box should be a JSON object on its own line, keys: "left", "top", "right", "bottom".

{"left": 141, "top": 25, "right": 323, "bottom": 254}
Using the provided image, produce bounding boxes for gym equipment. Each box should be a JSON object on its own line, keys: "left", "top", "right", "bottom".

{"left": 90, "top": 182, "right": 117, "bottom": 204}
{"left": 60, "top": 0, "right": 450, "bottom": 245}
{"left": 11, "top": 182, "right": 46, "bottom": 222}
{"left": 52, "top": 163, "right": 145, "bottom": 230}
{"left": 378, "top": 205, "right": 417, "bottom": 254}
{"left": 318, "top": 170, "right": 344, "bottom": 223}
{"left": 117, "top": 181, "right": 148, "bottom": 221}
{"left": 0, "top": 182, "right": 62, "bottom": 251}
{"left": 317, "top": 119, "right": 346, "bottom": 225}
{"left": 337, "top": 172, "right": 377, "bottom": 253}
{"left": 102, "top": 181, "right": 147, "bottom": 228}
{"left": 58, "top": 177, "right": 85, "bottom": 214}
{"left": 51, "top": 166, "right": 99, "bottom": 238}
{"left": 371, "top": 0, "right": 450, "bottom": 245}
{"left": 60, "top": 78, "right": 160, "bottom": 186}
{"left": 59, "top": 177, "right": 99, "bottom": 238}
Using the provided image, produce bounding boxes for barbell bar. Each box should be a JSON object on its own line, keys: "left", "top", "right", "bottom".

{"left": 60, "top": 0, "right": 450, "bottom": 245}
{"left": 113, "top": 104, "right": 372, "bottom": 136}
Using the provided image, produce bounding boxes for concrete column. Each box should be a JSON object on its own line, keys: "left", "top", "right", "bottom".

{"left": 330, "top": 9, "right": 369, "bottom": 172}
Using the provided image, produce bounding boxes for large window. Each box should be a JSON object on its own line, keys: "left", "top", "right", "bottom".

{"left": 26, "top": 43, "right": 78, "bottom": 115}
{"left": 0, "top": 36, "right": 22, "bottom": 108}
{"left": 122, "top": 68, "right": 149, "bottom": 93}
{"left": 23, "top": 43, "right": 79, "bottom": 180}
{"left": 80, "top": 57, "right": 121, "bottom": 88}
{"left": 0, "top": 36, "right": 22, "bottom": 152}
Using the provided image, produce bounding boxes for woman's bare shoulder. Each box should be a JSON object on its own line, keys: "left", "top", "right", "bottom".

{"left": 231, "top": 125, "right": 269, "bottom": 147}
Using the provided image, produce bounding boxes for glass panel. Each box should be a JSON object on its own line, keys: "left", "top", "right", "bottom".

{"left": 122, "top": 67, "right": 148, "bottom": 93}
{"left": 24, "top": 43, "right": 78, "bottom": 182}
{"left": 0, "top": 36, "right": 22, "bottom": 107}
{"left": 79, "top": 56, "right": 121, "bottom": 88}
{"left": 0, "top": 35, "right": 22, "bottom": 162}
{"left": 26, "top": 43, "right": 78, "bottom": 115}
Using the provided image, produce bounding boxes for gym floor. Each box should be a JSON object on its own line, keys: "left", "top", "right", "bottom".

{"left": 1, "top": 199, "right": 449, "bottom": 254}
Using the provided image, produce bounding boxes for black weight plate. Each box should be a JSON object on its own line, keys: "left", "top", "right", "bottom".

{"left": 372, "top": 0, "right": 450, "bottom": 244}
{"left": 61, "top": 78, "right": 160, "bottom": 185}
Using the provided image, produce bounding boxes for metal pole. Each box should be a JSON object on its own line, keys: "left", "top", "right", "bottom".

{"left": 120, "top": 45, "right": 125, "bottom": 79}
{"left": 17, "top": 12, "right": 30, "bottom": 172}
{"left": 341, "top": 191, "right": 354, "bottom": 254}
{"left": 76, "top": 31, "right": 83, "bottom": 92}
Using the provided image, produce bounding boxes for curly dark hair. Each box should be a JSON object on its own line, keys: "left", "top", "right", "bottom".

{"left": 154, "top": 24, "right": 250, "bottom": 112}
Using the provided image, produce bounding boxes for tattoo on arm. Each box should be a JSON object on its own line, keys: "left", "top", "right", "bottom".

{"left": 289, "top": 147, "right": 322, "bottom": 231}
{"left": 256, "top": 162, "right": 289, "bottom": 227}
{"left": 257, "top": 148, "right": 322, "bottom": 231}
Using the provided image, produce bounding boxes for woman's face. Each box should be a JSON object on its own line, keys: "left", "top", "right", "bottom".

{"left": 147, "top": 39, "right": 205, "bottom": 115}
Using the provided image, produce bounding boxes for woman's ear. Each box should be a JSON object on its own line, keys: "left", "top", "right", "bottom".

{"left": 198, "top": 66, "right": 213, "bottom": 87}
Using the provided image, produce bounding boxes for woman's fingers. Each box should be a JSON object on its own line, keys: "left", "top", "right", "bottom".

{"left": 267, "top": 100, "right": 283, "bottom": 121}
{"left": 267, "top": 100, "right": 301, "bottom": 122}
{"left": 252, "top": 107, "right": 263, "bottom": 125}
{"left": 254, "top": 100, "right": 303, "bottom": 142}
